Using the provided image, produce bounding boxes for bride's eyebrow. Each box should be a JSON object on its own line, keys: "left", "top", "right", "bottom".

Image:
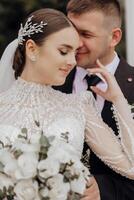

{"left": 60, "top": 44, "right": 73, "bottom": 50}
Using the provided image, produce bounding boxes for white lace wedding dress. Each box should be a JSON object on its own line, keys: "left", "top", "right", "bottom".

{"left": 0, "top": 78, "right": 134, "bottom": 179}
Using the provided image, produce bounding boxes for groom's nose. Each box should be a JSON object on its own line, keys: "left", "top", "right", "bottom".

{"left": 79, "top": 38, "right": 84, "bottom": 48}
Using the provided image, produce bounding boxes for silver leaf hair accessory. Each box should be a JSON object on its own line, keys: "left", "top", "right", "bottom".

{"left": 18, "top": 15, "right": 47, "bottom": 45}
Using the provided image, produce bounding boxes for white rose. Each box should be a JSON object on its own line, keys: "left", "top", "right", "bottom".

{"left": 13, "top": 141, "right": 40, "bottom": 153}
{"left": 4, "top": 160, "right": 18, "bottom": 179}
{"left": 39, "top": 188, "right": 49, "bottom": 198}
{"left": 14, "top": 179, "right": 40, "bottom": 200}
{"left": 0, "top": 149, "right": 16, "bottom": 165}
{"left": 15, "top": 153, "right": 38, "bottom": 179}
{"left": 67, "top": 159, "right": 89, "bottom": 194}
{"left": 0, "top": 125, "right": 20, "bottom": 147}
{"left": 48, "top": 141, "right": 79, "bottom": 164}
{"left": 30, "top": 132, "right": 41, "bottom": 144}
{"left": 0, "top": 173, "right": 14, "bottom": 190}
{"left": 68, "top": 159, "right": 90, "bottom": 178}
{"left": 38, "top": 158, "right": 60, "bottom": 179}
{"left": 47, "top": 174, "right": 70, "bottom": 200}
{"left": 70, "top": 172, "right": 87, "bottom": 194}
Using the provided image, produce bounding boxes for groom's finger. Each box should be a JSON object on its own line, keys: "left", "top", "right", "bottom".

{"left": 87, "top": 68, "right": 113, "bottom": 84}
{"left": 96, "top": 59, "right": 105, "bottom": 69}
{"left": 90, "top": 86, "right": 106, "bottom": 97}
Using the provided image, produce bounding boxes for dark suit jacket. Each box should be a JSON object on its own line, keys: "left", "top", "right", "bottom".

{"left": 53, "top": 57, "right": 134, "bottom": 200}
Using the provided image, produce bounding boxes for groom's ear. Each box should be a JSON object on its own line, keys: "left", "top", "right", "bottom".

{"left": 25, "top": 39, "right": 39, "bottom": 61}
{"left": 110, "top": 28, "right": 122, "bottom": 48}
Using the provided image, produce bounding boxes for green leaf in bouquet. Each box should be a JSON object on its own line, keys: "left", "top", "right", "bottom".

{"left": 63, "top": 170, "right": 72, "bottom": 182}
{"left": 48, "top": 135, "right": 55, "bottom": 143}
{"left": 71, "top": 174, "right": 79, "bottom": 180}
{"left": 40, "top": 146, "right": 48, "bottom": 153}
{"left": 7, "top": 186, "right": 15, "bottom": 199}
{"left": 7, "top": 196, "right": 15, "bottom": 200}
{"left": 61, "top": 161, "right": 80, "bottom": 182}
{"left": 18, "top": 134, "right": 27, "bottom": 140}
{"left": 0, "top": 189, "right": 5, "bottom": 199}
{"left": 0, "top": 186, "right": 11, "bottom": 199}
{"left": 0, "top": 161, "right": 4, "bottom": 172}
{"left": 39, "top": 146, "right": 48, "bottom": 160}
{"left": 61, "top": 132, "right": 69, "bottom": 143}
{"left": 0, "top": 185, "right": 15, "bottom": 199}
{"left": 40, "top": 134, "right": 51, "bottom": 148}
{"left": 60, "top": 163, "right": 67, "bottom": 172}
{"left": 0, "top": 140, "right": 4, "bottom": 148}
{"left": 21, "top": 128, "right": 28, "bottom": 134}
{"left": 35, "top": 120, "right": 40, "bottom": 127}
{"left": 14, "top": 149, "right": 23, "bottom": 159}
{"left": 3, "top": 186, "right": 7, "bottom": 194}
{"left": 68, "top": 160, "right": 74, "bottom": 167}
{"left": 39, "top": 134, "right": 52, "bottom": 160}
{"left": 60, "top": 161, "right": 74, "bottom": 173}
{"left": 8, "top": 186, "right": 14, "bottom": 194}
{"left": 19, "top": 127, "right": 28, "bottom": 140}
{"left": 68, "top": 191, "right": 81, "bottom": 200}
{"left": 63, "top": 170, "right": 79, "bottom": 183}
{"left": 42, "top": 197, "right": 50, "bottom": 200}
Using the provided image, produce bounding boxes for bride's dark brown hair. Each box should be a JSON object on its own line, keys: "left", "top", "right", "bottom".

{"left": 13, "top": 8, "right": 72, "bottom": 79}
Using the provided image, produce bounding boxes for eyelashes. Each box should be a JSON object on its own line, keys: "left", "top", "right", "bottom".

{"left": 59, "top": 50, "right": 78, "bottom": 56}
{"left": 59, "top": 50, "right": 68, "bottom": 56}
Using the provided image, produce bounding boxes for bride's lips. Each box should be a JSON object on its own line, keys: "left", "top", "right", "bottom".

{"left": 59, "top": 68, "right": 71, "bottom": 75}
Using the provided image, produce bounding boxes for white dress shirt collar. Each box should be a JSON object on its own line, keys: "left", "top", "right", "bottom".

{"left": 105, "top": 52, "right": 120, "bottom": 75}
{"left": 73, "top": 52, "right": 120, "bottom": 112}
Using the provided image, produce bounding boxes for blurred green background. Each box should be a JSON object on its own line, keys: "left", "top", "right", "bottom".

{"left": 0, "top": 0, "right": 126, "bottom": 57}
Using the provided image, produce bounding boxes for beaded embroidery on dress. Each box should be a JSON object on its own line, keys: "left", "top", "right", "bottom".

{"left": 0, "top": 78, "right": 134, "bottom": 179}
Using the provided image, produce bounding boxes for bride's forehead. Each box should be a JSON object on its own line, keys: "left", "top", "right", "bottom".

{"left": 44, "top": 27, "right": 80, "bottom": 47}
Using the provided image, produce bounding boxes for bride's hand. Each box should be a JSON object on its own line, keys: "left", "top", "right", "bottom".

{"left": 87, "top": 59, "right": 124, "bottom": 103}
{"left": 81, "top": 177, "right": 100, "bottom": 200}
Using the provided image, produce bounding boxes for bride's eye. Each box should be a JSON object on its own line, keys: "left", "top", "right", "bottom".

{"left": 59, "top": 49, "right": 68, "bottom": 56}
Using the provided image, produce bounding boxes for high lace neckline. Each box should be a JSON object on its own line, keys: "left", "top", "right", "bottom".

{"left": 9, "top": 77, "right": 54, "bottom": 95}
{"left": 0, "top": 77, "right": 56, "bottom": 106}
{"left": 15, "top": 77, "right": 52, "bottom": 93}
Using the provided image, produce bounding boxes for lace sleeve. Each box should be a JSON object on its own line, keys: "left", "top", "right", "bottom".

{"left": 82, "top": 91, "right": 134, "bottom": 180}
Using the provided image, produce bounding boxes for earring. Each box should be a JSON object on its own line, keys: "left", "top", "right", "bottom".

{"left": 30, "top": 56, "right": 36, "bottom": 62}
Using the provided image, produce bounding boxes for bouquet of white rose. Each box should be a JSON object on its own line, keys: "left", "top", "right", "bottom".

{"left": 0, "top": 121, "right": 90, "bottom": 200}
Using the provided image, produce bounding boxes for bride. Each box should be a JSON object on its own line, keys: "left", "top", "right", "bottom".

{"left": 0, "top": 8, "right": 134, "bottom": 198}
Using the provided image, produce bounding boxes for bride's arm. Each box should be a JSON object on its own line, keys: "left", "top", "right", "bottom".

{"left": 84, "top": 60, "right": 134, "bottom": 179}
{"left": 84, "top": 92, "right": 134, "bottom": 180}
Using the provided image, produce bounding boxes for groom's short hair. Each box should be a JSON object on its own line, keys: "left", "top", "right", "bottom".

{"left": 67, "top": 0, "right": 122, "bottom": 27}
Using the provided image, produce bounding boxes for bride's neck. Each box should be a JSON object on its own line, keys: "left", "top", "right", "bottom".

{"left": 21, "top": 67, "right": 49, "bottom": 86}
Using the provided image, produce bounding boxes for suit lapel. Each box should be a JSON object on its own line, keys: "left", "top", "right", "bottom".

{"left": 114, "top": 57, "right": 134, "bottom": 103}
{"left": 102, "top": 57, "right": 134, "bottom": 134}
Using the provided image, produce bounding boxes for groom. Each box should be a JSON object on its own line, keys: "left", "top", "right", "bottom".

{"left": 54, "top": 0, "right": 134, "bottom": 200}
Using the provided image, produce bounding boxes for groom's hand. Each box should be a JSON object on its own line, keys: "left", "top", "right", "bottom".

{"left": 81, "top": 176, "right": 100, "bottom": 200}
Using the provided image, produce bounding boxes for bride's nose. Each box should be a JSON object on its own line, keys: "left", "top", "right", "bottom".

{"left": 67, "top": 54, "right": 77, "bottom": 68}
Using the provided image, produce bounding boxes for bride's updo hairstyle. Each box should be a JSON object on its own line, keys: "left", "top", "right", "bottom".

{"left": 13, "top": 8, "right": 72, "bottom": 79}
